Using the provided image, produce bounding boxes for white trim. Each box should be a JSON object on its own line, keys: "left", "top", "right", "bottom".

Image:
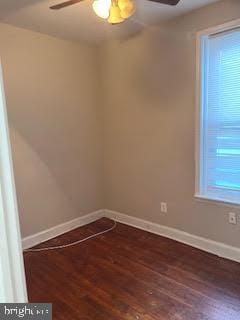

{"left": 197, "top": 18, "right": 240, "bottom": 38}
{"left": 0, "top": 63, "right": 28, "bottom": 302}
{"left": 22, "top": 208, "right": 240, "bottom": 263}
{"left": 22, "top": 210, "right": 104, "bottom": 250}
{"left": 195, "top": 25, "right": 203, "bottom": 197}
{"left": 195, "top": 18, "right": 240, "bottom": 205}
{"left": 195, "top": 194, "right": 240, "bottom": 208}
{"left": 103, "top": 210, "right": 240, "bottom": 263}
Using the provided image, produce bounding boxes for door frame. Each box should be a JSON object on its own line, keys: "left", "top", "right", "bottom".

{"left": 0, "top": 62, "right": 28, "bottom": 302}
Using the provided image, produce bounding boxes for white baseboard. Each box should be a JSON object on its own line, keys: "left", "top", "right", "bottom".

{"left": 22, "top": 210, "right": 104, "bottom": 250}
{"left": 22, "top": 208, "right": 240, "bottom": 263}
{"left": 103, "top": 209, "right": 240, "bottom": 263}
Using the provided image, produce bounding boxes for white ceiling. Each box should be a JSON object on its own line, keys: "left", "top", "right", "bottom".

{"left": 0, "top": 0, "right": 219, "bottom": 45}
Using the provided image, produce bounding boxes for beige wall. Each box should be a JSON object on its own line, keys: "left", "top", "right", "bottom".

{"left": 1, "top": 0, "right": 240, "bottom": 248}
{"left": 0, "top": 23, "right": 103, "bottom": 237}
{"left": 101, "top": 0, "right": 240, "bottom": 248}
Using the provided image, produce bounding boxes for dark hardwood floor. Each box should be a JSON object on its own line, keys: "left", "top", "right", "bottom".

{"left": 24, "top": 218, "right": 240, "bottom": 320}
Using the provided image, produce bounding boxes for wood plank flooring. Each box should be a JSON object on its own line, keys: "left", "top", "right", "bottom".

{"left": 24, "top": 218, "right": 240, "bottom": 320}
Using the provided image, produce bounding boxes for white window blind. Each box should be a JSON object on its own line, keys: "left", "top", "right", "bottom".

{"left": 199, "top": 27, "right": 240, "bottom": 204}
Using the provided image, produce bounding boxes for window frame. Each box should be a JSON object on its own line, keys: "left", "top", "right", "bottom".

{"left": 195, "top": 19, "right": 240, "bottom": 206}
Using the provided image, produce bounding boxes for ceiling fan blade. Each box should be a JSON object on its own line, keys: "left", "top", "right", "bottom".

{"left": 147, "top": 0, "right": 180, "bottom": 5}
{"left": 50, "top": 0, "right": 84, "bottom": 10}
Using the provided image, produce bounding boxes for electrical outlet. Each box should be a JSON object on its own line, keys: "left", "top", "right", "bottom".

{"left": 160, "top": 202, "right": 167, "bottom": 213}
{"left": 229, "top": 212, "right": 237, "bottom": 225}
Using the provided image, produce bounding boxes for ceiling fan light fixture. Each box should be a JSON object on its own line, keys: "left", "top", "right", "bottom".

{"left": 118, "top": 0, "right": 135, "bottom": 19}
{"left": 50, "top": 0, "right": 181, "bottom": 25}
{"left": 108, "top": 2, "right": 124, "bottom": 24}
{"left": 92, "top": 0, "right": 111, "bottom": 19}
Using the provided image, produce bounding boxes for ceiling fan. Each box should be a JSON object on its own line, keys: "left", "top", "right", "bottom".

{"left": 50, "top": 0, "right": 181, "bottom": 25}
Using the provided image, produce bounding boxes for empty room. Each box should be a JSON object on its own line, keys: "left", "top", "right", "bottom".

{"left": 0, "top": 0, "right": 240, "bottom": 319}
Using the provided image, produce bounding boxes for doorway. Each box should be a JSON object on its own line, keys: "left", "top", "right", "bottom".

{"left": 0, "top": 62, "right": 27, "bottom": 303}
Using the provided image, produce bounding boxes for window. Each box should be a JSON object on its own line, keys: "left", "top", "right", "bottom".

{"left": 196, "top": 22, "right": 240, "bottom": 205}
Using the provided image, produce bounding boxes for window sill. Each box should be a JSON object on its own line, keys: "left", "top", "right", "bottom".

{"left": 194, "top": 194, "right": 240, "bottom": 208}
